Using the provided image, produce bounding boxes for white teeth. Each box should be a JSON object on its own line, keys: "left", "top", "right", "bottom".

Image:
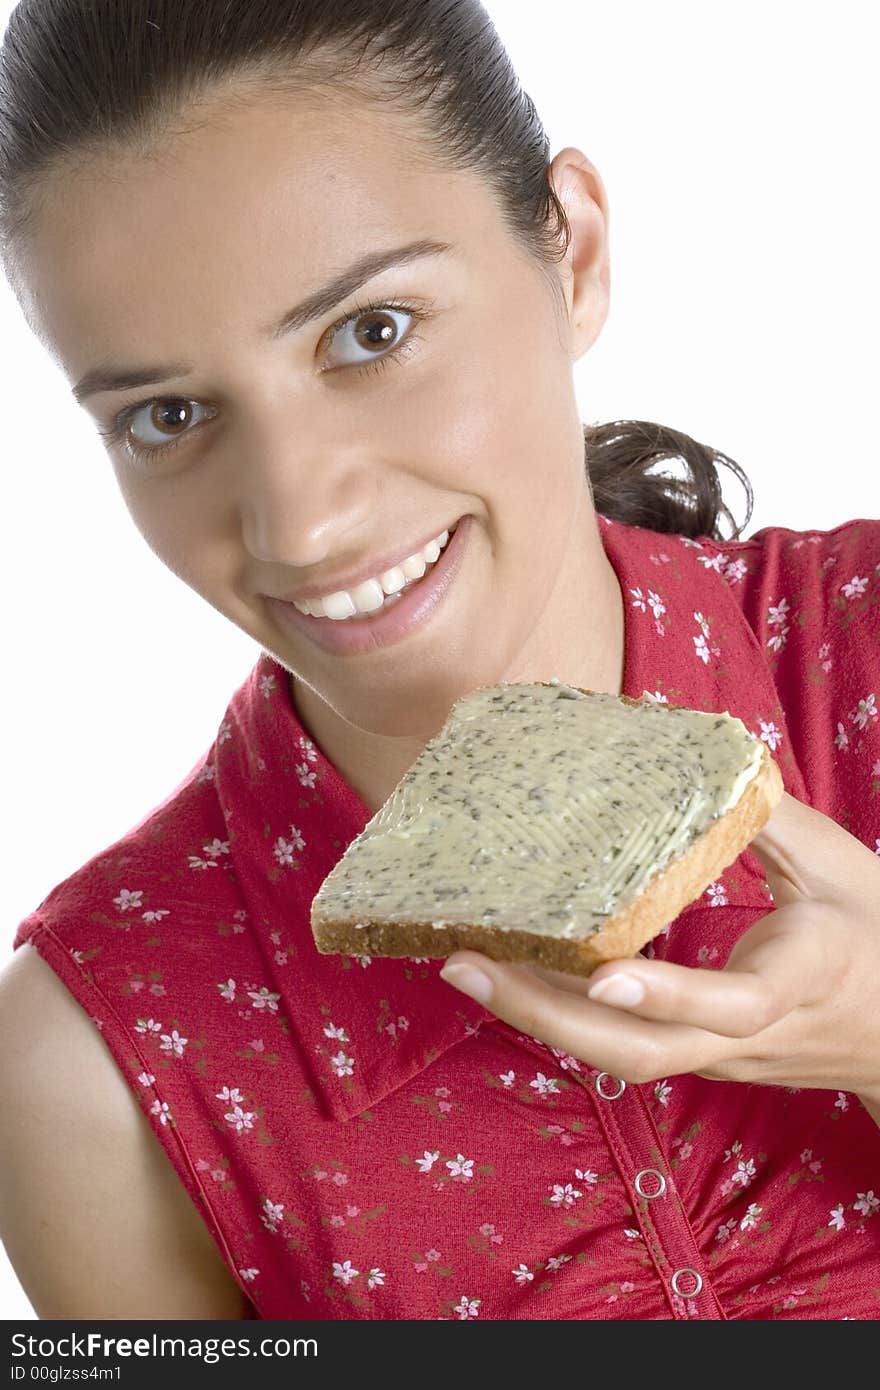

{"left": 400, "top": 552, "right": 427, "bottom": 581}
{"left": 321, "top": 591, "right": 358, "bottom": 620}
{"left": 348, "top": 578, "right": 386, "bottom": 614}
{"left": 292, "top": 528, "right": 452, "bottom": 620}
{"left": 378, "top": 565, "right": 408, "bottom": 595}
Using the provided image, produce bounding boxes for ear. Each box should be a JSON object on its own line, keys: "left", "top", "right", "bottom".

{"left": 547, "top": 146, "right": 611, "bottom": 360}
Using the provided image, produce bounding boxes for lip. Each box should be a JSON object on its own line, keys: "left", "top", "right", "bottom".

{"left": 266, "top": 514, "right": 472, "bottom": 657}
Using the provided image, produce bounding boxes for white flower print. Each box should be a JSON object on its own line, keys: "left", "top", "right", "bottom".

{"left": 723, "top": 558, "right": 747, "bottom": 585}
{"left": 202, "top": 838, "right": 229, "bottom": 859}
{"left": 767, "top": 597, "right": 790, "bottom": 627}
{"left": 367, "top": 1268, "right": 386, "bottom": 1289}
{"left": 706, "top": 881, "right": 727, "bottom": 906}
{"left": 841, "top": 575, "right": 869, "bottom": 600}
{"left": 499, "top": 1070, "right": 516, "bottom": 1087}
{"left": 258, "top": 672, "right": 277, "bottom": 699}
{"left": 654, "top": 1079, "right": 672, "bottom": 1106}
{"left": 715, "top": 1218, "right": 737, "bottom": 1244}
{"left": 851, "top": 694, "right": 877, "bottom": 731}
{"left": 698, "top": 552, "right": 729, "bottom": 574}
{"left": 731, "top": 1158, "right": 756, "bottom": 1189}
{"left": 547, "top": 1253, "right": 573, "bottom": 1272}
{"left": 218, "top": 978, "right": 236, "bottom": 1001}
{"left": 224, "top": 1105, "right": 256, "bottom": 1134}
{"left": 680, "top": 537, "right": 703, "bottom": 550}
{"left": 262, "top": 1198, "right": 284, "bottom": 1232}
{"left": 694, "top": 634, "right": 711, "bottom": 664}
{"left": 834, "top": 722, "right": 850, "bottom": 751}
{"left": 134, "top": 1017, "right": 162, "bottom": 1034}
{"left": 549, "top": 1182, "right": 583, "bottom": 1207}
{"left": 624, "top": 1228, "right": 643, "bottom": 1240}
{"left": 247, "top": 987, "right": 281, "bottom": 1012}
{"left": 629, "top": 587, "right": 647, "bottom": 612}
{"left": 767, "top": 625, "right": 789, "bottom": 654}
{"left": 446, "top": 1154, "right": 474, "bottom": 1181}
{"left": 215, "top": 1085, "right": 245, "bottom": 1104}
{"left": 757, "top": 720, "right": 783, "bottom": 752}
{"left": 113, "top": 888, "right": 143, "bottom": 912}
{"left": 274, "top": 825, "right": 306, "bottom": 866}
{"left": 643, "top": 689, "right": 669, "bottom": 703}
{"left": 549, "top": 1048, "right": 582, "bottom": 1072}
{"left": 416, "top": 1150, "right": 440, "bottom": 1173}
{"left": 513, "top": 1264, "right": 534, "bottom": 1285}
{"left": 187, "top": 853, "right": 219, "bottom": 871}
{"left": 454, "top": 1296, "right": 480, "bottom": 1319}
{"left": 323, "top": 1022, "right": 350, "bottom": 1042}
{"left": 294, "top": 761, "right": 318, "bottom": 789}
{"left": 854, "top": 1190, "right": 879, "bottom": 1218}
{"left": 298, "top": 734, "right": 318, "bottom": 762}
{"left": 150, "top": 1099, "right": 171, "bottom": 1125}
{"left": 332, "top": 1260, "right": 359, "bottom": 1287}
{"left": 646, "top": 590, "right": 666, "bottom": 619}
{"left": 740, "top": 1203, "right": 762, "bottom": 1230}
{"left": 818, "top": 642, "right": 831, "bottom": 660}
{"left": 529, "top": 1072, "right": 560, "bottom": 1096}
{"left": 238, "top": 1268, "right": 259, "bottom": 1281}
{"left": 142, "top": 909, "right": 170, "bottom": 925}
{"left": 330, "top": 1051, "right": 354, "bottom": 1078}
{"left": 724, "top": 1140, "right": 743, "bottom": 1161}
{"left": 828, "top": 1205, "right": 846, "bottom": 1232}
{"left": 159, "top": 1028, "right": 188, "bottom": 1057}
{"left": 137, "top": 1071, "right": 155, "bottom": 1087}
{"left": 574, "top": 1167, "right": 598, "bottom": 1185}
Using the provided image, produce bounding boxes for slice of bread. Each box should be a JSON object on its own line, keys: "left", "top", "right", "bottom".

{"left": 310, "top": 681, "right": 784, "bottom": 977}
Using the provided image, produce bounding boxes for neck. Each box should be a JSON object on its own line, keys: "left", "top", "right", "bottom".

{"left": 291, "top": 504, "right": 625, "bottom": 814}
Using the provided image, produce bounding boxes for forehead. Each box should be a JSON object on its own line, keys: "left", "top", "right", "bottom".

{"left": 17, "top": 82, "right": 495, "bottom": 375}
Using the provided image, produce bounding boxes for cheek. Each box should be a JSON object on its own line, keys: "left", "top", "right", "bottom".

{"left": 111, "top": 472, "right": 226, "bottom": 594}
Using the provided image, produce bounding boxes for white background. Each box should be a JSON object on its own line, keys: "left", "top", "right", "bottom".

{"left": 1, "top": 0, "right": 877, "bottom": 1319}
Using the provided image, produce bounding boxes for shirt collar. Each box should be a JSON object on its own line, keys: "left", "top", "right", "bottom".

{"left": 216, "top": 517, "right": 804, "bottom": 1121}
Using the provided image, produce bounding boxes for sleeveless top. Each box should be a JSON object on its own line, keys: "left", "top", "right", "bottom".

{"left": 13, "top": 515, "right": 880, "bottom": 1320}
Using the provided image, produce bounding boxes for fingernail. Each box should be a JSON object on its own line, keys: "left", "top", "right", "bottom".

{"left": 440, "top": 963, "right": 494, "bottom": 1005}
{"left": 588, "top": 974, "right": 645, "bottom": 1008}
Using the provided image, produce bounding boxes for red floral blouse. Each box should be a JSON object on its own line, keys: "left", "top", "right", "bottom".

{"left": 13, "top": 515, "right": 880, "bottom": 1320}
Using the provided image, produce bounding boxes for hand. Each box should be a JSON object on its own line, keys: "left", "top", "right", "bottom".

{"left": 439, "top": 793, "right": 880, "bottom": 1111}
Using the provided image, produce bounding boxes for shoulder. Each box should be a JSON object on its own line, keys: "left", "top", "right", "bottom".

{"left": 0, "top": 944, "right": 251, "bottom": 1319}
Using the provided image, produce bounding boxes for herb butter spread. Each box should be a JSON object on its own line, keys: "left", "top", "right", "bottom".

{"left": 310, "top": 682, "right": 766, "bottom": 942}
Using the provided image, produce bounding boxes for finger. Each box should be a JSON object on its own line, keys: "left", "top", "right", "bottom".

{"left": 439, "top": 951, "right": 732, "bottom": 1082}
{"left": 582, "top": 903, "right": 831, "bottom": 1035}
{"left": 749, "top": 791, "right": 870, "bottom": 908}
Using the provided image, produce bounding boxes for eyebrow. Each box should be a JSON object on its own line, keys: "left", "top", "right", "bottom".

{"left": 71, "top": 237, "right": 455, "bottom": 405}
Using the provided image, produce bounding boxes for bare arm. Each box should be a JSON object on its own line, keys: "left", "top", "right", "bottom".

{"left": 0, "top": 944, "right": 252, "bottom": 1320}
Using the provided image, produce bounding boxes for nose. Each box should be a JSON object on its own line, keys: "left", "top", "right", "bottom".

{"left": 235, "top": 426, "right": 383, "bottom": 572}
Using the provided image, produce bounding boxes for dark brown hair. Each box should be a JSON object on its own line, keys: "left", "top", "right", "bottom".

{"left": 0, "top": 0, "right": 752, "bottom": 540}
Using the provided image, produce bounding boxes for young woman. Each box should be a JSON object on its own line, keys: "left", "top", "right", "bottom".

{"left": 0, "top": 0, "right": 877, "bottom": 1321}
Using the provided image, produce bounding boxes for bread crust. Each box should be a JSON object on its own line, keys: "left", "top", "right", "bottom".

{"left": 311, "top": 737, "right": 784, "bottom": 977}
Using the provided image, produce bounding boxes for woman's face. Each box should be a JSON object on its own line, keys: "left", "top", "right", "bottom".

{"left": 16, "top": 81, "right": 616, "bottom": 743}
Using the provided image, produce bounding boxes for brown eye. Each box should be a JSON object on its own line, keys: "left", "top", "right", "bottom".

{"left": 149, "top": 400, "right": 192, "bottom": 435}
{"left": 125, "top": 398, "right": 212, "bottom": 450}
{"left": 325, "top": 306, "right": 412, "bottom": 368}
